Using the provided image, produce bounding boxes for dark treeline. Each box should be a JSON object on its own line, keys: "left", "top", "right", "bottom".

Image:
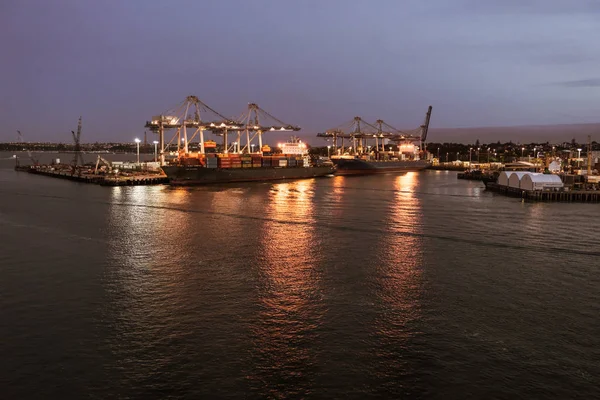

{"left": 425, "top": 140, "right": 600, "bottom": 162}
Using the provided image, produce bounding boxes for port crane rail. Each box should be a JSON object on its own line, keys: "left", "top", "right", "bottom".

{"left": 318, "top": 106, "right": 432, "bottom": 156}
{"left": 146, "top": 96, "right": 299, "bottom": 165}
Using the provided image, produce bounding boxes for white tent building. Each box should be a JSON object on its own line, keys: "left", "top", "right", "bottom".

{"left": 520, "top": 173, "right": 564, "bottom": 191}
{"left": 497, "top": 171, "right": 511, "bottom": 186}
{"left": 508, "top": 172, "right": 532, "bottom": 188}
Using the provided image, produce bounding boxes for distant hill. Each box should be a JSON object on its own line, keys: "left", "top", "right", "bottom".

{"left": 428, "top": 123, "right": 600, "bottom": 144}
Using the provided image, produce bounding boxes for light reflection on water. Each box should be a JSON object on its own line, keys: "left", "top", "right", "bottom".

{"left": 373, "top": 174, "right": 424, "bottom": 367}
{"left": 4, "top": 169, "right": 599, "bottom": 398}
{"left": 249, "top": 179, "right": 325, "bottom": 396}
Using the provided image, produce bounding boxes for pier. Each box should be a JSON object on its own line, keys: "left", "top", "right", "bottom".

{"left": 485, "top": 182, "right": 600, "bottom": 203}
{"left": 22, "top": 167, "right": 168, "bottom": 186}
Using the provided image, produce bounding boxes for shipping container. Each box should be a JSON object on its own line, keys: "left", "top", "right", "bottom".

{"left": 279, "top": 159, "right": 288, "bottom": 167}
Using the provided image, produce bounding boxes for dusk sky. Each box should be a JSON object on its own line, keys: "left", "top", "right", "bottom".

{"left": 2, "top": 0, "right": 600, "bottom": 143}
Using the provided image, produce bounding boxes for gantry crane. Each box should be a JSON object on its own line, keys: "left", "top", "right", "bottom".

{"left": 145, "top": 96, "right": 300, "bottom": 165}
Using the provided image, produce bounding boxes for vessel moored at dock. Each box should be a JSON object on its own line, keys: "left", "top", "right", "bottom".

{"left": 330, "top": 156, "right": 430, "bottom": 175}
{"left": 162, "top": 137, "right": 334, "bottom": 185}
{"left": 318, "top": 106, "right": 433, "bottom": 176}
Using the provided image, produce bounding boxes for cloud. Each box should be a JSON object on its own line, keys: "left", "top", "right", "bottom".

{"left": 557, "top": 79, "right": 600, "bottom": 87}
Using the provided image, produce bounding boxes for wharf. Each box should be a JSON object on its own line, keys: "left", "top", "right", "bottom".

{"left": 485, "top": 182, "right": 600, "bottom": 203}
{"left": 21, "top": 167, "right": 168, "bottom": 186}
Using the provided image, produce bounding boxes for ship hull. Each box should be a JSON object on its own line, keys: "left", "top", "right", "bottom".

{"left": 162, "top": 165, "right": 335, "bottom": 185}
{"left": 331, "top": 158, "right": 431, "bottom": 175}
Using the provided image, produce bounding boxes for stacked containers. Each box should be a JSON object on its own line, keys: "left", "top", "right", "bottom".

{"left": 262, "top": 156, "right": 272, "bottom": 167}
{"left": 279, "top": 158, "right": 288, "bottom": 167}
{"left": 272, "top": 155, "right": 281, "bottom": 167}
{"left": 241, "top": 154, "right": 252, "bottom": 168}
{"left": 229, "top": 154, "right": 242, "bottom": 168}
{"left": 251, "top": 154, "right": 262, "bottom": 168}
{"left": 182, "top": 157, "right": 200, "bottom": 166}
{"left": 288, "top": 157, "right": 297, "bottom": 167}
{"left": 205, "top": 153, "right": 218, "bottom": 168}
{"left": 217, "top": 154, "right": 231, "bottom": 168}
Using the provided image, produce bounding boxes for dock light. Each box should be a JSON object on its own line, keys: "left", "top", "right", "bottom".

{"left": 153, "top": 140, "right": 159, "bottom": 162}
{"left": 277, "top": 143, "right": 282, "bottom": 148}
{"left": 134, "top": 138, "right": 141, "bottom": 164}
{"left": 327, "top": 145, "right": 331, "bottom": 157}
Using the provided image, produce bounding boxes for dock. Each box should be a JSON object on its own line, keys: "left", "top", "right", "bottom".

{"left": 21, "top": 167, "right": 168, "bottom": 186}
{"left": 485, "top": 182, "right": 600, "bottom": 203}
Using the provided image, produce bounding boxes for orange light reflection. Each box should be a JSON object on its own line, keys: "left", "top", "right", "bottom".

{"left": 248, "top": 179, "right": 324, "bottom": 395}
{"left": 375, "top": 172, "right": 424, "bottom": 342}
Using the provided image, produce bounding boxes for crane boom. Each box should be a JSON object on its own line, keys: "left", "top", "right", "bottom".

{"left": 421, "top": 105, "right": 432, "bottom": 143}
{"left": 94, "top": 155, "right": 113, "bottom": 174}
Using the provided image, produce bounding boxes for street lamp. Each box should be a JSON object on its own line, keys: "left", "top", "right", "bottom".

{"left": 456, "top": 152, "right": 460, "bottom": 161}
{"left": 327, "top": 145, "right": 331, "bottom": 157}
{"left": 153, "top": 140, "right": 159, "bottom": 162}
{"left": 134, "top": 138, "right": 141, "bottom": 164}
{"left": 469, "top": 147, "right": 472, "bottom": 166}
{"left": 487, "top": 147, "right": 491, "bottom": 163}
{"left": 446, "top": 152, "right": 449, "bottom": 163}
{"left": 521, "top": 147, "right": 525, "bottom": 157}
{"left": 437, "top": 147, "right": 440, "bottom": 160}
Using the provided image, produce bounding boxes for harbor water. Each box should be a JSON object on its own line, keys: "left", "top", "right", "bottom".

{"left": 1, "top": 152, "right": 599, "bottom": 399}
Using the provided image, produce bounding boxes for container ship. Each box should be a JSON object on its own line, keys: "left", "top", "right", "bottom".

{"left": 330, "top": 155, "right": 430, "bottom": 175}
{"left": 318, "top": 106, "right": 433, "bottom": 176}
{"left": 162, "top": 138, "right": 334, "bottom": 186}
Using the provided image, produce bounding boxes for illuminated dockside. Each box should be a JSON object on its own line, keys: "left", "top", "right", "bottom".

{"left": 146, "top": 97, "right": 334, "bottom": 185}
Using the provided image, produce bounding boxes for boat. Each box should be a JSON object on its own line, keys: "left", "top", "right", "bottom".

{"left": 331, "top": 154, "right": 430, "bottom": 175}
{"left": 162, "top": 137, "right": 334, "bottom": 185}
{"left": 319, "top": 106, "right": 433, "bottom": 176}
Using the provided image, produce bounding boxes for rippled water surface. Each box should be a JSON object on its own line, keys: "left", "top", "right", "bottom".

{"left": 1, "top": 153, "right": 599, "bottom": 399}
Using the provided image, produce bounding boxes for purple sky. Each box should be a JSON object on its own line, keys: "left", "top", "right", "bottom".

{"left": 2, "top": 0, "right": 600, "bottom": 143}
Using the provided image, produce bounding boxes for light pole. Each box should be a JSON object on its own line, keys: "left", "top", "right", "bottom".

{"left": 153, "top": 140, "right": 158, "bottom": 162}
{"left": 477, "top": 147, "right": 481, "bottom": 164}
{"left": 487, "top": 147, "right": 491, "bottom": 163}
{"left": 134, "top": 138, "right": 141, "bottom": 164}
{"left": 446, "top": 152, "right": 449, "bottom": 163}
{"left": 521, "top": 147, "right": 525, "bottom": 157}
{"left": 469, "top": 147, "right": 472, "bottom": 166}
{"left": 577, "top": 148, "right": 582, "bottom": 168}
{"left": 327, "top": 145, "right": 331, "bottom": 157}
{"left": 437, "top": 147, "right": 440, "bottom": 160}
{"left": 456, "top": 152, "right": 460, "bottom": 162}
